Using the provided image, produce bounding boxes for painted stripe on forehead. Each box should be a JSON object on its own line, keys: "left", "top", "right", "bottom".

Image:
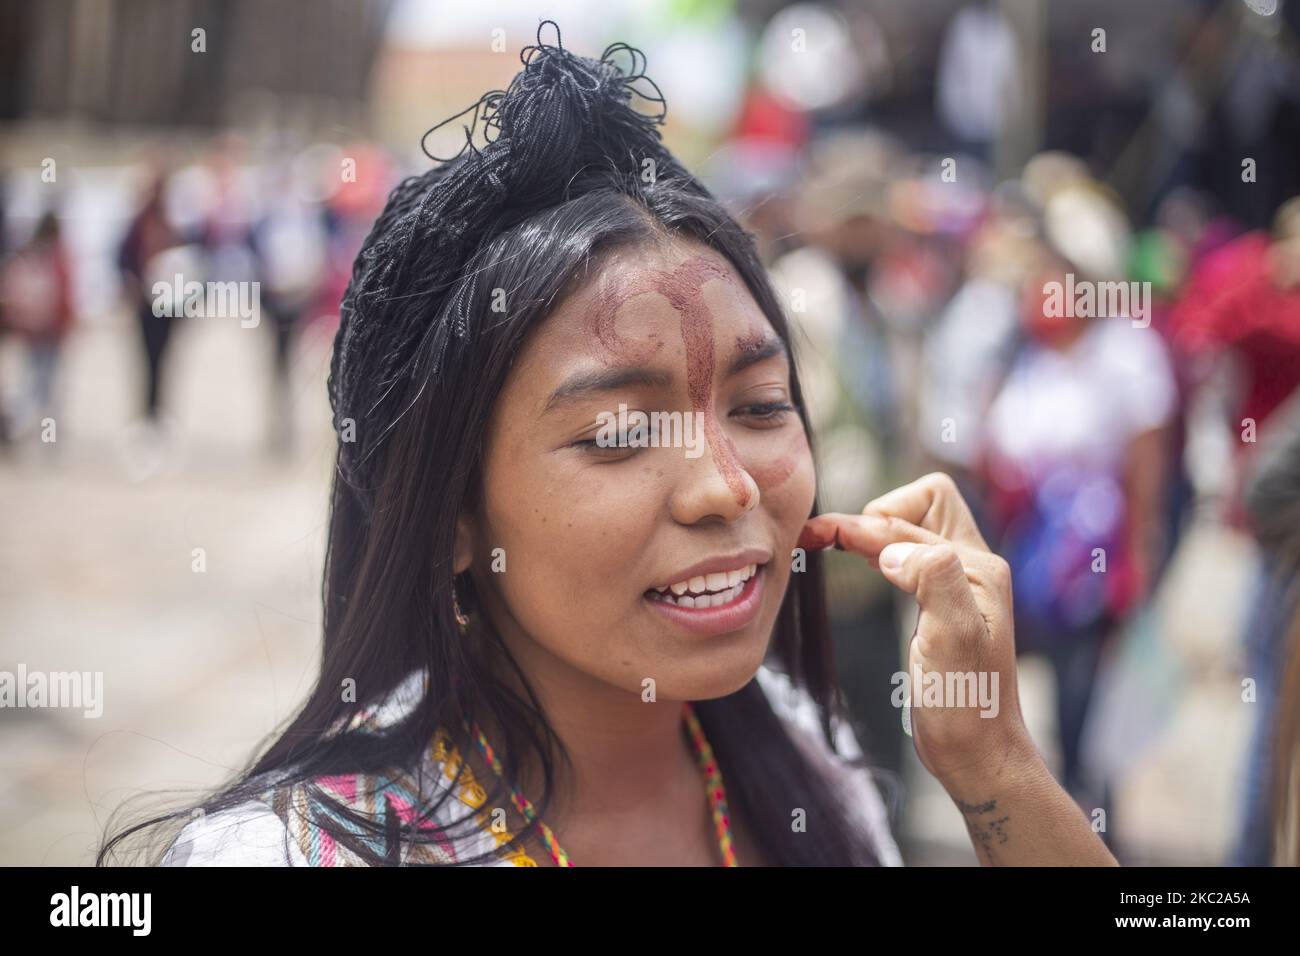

{"left": 587, "top": 254, "right": 756, "bottom": 509}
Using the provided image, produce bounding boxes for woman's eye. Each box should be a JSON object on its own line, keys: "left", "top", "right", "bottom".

{"left": 734, "top": 401, "right": 795, "bottom": 425}
{"left": 573, "top": 435, "right": 639, "bottom": 458}
{"left": 572, "top": 403, "right": 794, "bottom": 456}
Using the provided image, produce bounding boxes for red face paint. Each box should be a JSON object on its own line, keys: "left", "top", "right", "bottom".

{"left": 589, "top": 271, "right": 664, "bottom": 364}
{"left": 747, "top": 428, "right": 808, "bottom": 491}
{"left": 587, "top": 254, "right": 756, "bottom": 509}
{"left": 735, "top": 328, "right": 768, "bottom": 355}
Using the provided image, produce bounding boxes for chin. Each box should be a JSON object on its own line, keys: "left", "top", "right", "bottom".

{"left": 655, "top": 636, "right": 773, "bottom": 702}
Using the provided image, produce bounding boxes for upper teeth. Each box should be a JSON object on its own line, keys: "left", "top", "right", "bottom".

{"left": 656, "top": 563, "right": 757, "bottom": 597}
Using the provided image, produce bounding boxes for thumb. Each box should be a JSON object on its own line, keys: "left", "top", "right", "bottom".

{"left": 878, "top": 541, "right": 985, "bottom": 650}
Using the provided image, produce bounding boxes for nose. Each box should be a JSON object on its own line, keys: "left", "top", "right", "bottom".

{"left": 668, "top": 427, "right": 760, "bottom": 525}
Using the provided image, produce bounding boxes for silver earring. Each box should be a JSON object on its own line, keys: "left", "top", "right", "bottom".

{"left": 452, "top": 584, "right": 470, "bottom": 632}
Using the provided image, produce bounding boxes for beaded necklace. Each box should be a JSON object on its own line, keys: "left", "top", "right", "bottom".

{"left": 461, "top": 701, "right": 738, "bottom": 866}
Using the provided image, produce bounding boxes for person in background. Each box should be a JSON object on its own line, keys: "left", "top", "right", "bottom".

{"left": 117, "top": 172, "right": 181, "bottom": 422}
{"left": 195, "top": 135, "right": 259, "bottom": 299}
{"left": 250, "top": 163, "right": 327, "bottom": 457}
{"left": 981, "top": 186, "right": 1177, "bottom": 811}
{"left": 0, "top": 210, "right": 75, "bottom": 441}
{"left": 1172, "top": 196, "right": 1300, "bottom": 526}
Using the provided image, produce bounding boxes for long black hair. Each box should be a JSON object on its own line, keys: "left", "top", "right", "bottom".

{"left": 99, "top": 20, "right": 885, "bottom": 867}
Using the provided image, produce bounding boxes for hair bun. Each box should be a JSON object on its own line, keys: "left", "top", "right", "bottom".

{"left": 422, "top": 20, "right": 669, "bottom": 203}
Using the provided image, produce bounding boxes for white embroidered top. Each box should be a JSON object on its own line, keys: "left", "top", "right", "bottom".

{"left": 160, "top": 662, "right": 902, "bottom": 866}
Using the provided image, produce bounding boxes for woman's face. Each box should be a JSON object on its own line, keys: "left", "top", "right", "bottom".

{"left": 459, "top": 237, "right": 816, "bottom": 701}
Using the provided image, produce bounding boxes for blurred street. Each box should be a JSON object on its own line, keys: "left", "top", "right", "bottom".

{"left": 0, "top": 302, "right": 334, "bottom": 864}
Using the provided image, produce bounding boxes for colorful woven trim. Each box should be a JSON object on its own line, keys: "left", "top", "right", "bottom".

{"left": 253, "top": 724, "right": 535, "bottom": 867}
{"left": 430, "top": 726, "right": 538, "bottom": 866}
{"left": 258, "top": 769, "right": 455, "bottom": 867}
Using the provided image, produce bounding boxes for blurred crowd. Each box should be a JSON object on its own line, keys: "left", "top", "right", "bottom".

{"left": 0, "top": 135, "right": 395, "bottom": 457}
{"left": 740, "top": 134, "right": 1300, "bottom": 864}
{"left": 707, "top": 0, "right": 1300, "bottom": 864}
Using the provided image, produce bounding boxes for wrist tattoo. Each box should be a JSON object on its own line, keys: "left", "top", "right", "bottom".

{"left": 956, "top": 798, "right": 1010, "bottom": 865}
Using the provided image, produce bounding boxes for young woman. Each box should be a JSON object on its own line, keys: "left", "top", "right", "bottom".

{"left": 101, "top": 22, "right": 1117, "bottom": 867}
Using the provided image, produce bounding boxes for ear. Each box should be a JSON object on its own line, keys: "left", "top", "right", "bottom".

{"left": 453, "top": 510, "right": 476, "bottom": 576}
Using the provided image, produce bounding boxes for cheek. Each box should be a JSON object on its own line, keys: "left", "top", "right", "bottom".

{"left": 745, "top": 427, "right": 815, "bottom": 519}
{"left": 480, "top": 444, "right": 661, "bottom": 619}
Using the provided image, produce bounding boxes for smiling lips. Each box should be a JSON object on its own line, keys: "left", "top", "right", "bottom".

{"left": 643, "top": 560, "right": 767, "bottom": 637}
{"left": 647, "top": 563, "right": 758, "bottom": 608}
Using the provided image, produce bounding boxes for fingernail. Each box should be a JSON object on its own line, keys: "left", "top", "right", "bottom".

{"left": 879, "top": 543, "right": 916, "bottom": 571}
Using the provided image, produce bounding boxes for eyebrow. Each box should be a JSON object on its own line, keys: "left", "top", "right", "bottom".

{"left": 543, "top": 335, "right": 788, "bottom": 413}
{"left": 544, "top": 366, "right": 674, "bottom": 413}
{"left": 726, "top": 335, "right": 787, "bottom": 377}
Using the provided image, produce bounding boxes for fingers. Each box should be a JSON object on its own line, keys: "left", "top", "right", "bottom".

{"left": 878, "top": 540, "right": 988, "bottom": 655}
{"left": 861, "top": 472, "right": 989, "bottom": 551}
{"left": 799, "top": 511, "right": 945, "bottom": 566}
{"left": 800, "top": 509, "right": 1013, "bottom": 645}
